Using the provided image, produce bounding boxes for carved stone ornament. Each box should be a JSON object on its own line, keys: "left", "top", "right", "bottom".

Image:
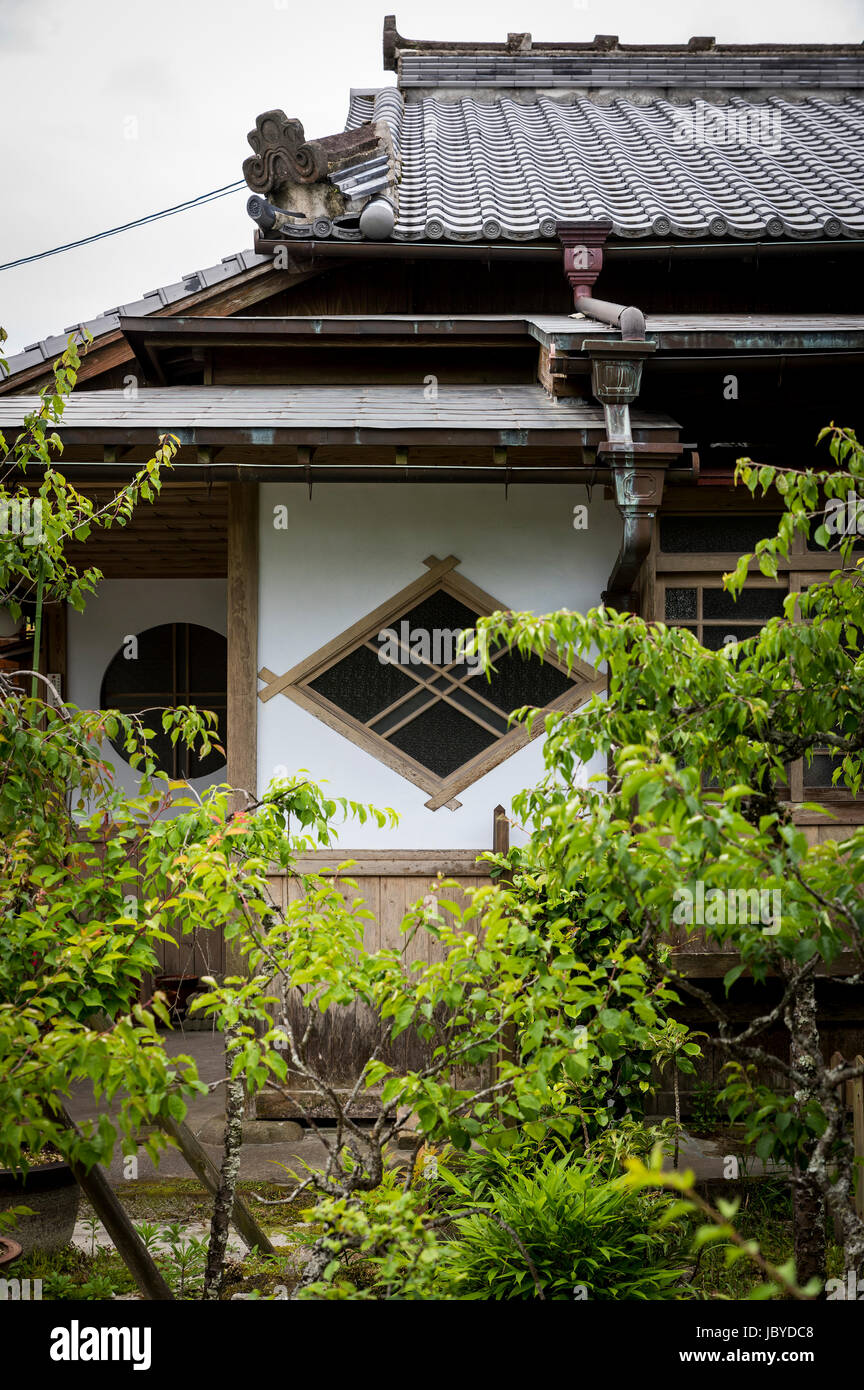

{"left": 243, "top": 111, "right": 328, "bottom": 194}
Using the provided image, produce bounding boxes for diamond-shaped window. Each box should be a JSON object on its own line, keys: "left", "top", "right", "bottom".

{"left": 258, "top": 557, "right": 602, "bottom": 811}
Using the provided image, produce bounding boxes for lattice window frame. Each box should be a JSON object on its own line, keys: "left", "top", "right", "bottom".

{"left": 258, "top": 555, "right": 604, "bottom": 811}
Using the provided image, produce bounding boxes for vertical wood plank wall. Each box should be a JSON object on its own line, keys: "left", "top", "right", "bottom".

{"left": 256, "top": 852, "right": 493, "bottom": 1117}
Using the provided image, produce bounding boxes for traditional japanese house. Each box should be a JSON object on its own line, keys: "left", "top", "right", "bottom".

{"left": 2, "top": 17, "right": 864, "bottom": 1112}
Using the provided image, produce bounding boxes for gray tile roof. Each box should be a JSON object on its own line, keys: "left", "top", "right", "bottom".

{"left": 1, "top": 248, "right": 269, "bottom": 383}
{"left": 0, "top": 383, "right": 677, "bottom": 443}
{"left": 344, "top": 90, "right": 864, "bottom": 241}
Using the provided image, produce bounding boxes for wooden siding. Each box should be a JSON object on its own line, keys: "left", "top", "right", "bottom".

{"left": 256, "top": 852, "right": 493, "bottom": 1118}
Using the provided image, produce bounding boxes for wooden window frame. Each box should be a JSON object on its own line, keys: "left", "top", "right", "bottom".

{"left": 656, "top": 573, "right": 789, "bottom": 648}
{"left": 258, "top": 555, "right": 605, "bottom": 812}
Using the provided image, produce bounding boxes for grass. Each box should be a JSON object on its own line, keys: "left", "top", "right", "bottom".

{"left": 691, "top": 1177, "right": 845, "bottom": 1299}
{"left": 10, "top": 1178, "right": 313, "bottom": 1301}
{"left": 8, "top": 1173, "right": 848, "bottom": 1301}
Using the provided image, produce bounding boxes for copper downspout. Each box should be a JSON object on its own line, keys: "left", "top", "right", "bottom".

{"left": 557, "top": 219, "right": 647, "bottom": 340}
{"left": 599, "top": 441, "right": 682, "bottom": 608}
{"left": 555, "top": 220, "right": 684, "bottom": 610}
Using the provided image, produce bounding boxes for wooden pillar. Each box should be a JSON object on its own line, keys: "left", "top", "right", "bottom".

{"left": 227, "top": 483, "right": 258, "bottom": 812}
{"left": 493, "top": 804, "right": 510, "bottom": 859}
{"left": 225, "top": 483, "right": 259, "bottom": 986}
{"left": 493, "top": 806, "right": 517, "bottom": 1120}
{"left": 41, "top": 600, "right": 67, "bottom": 704}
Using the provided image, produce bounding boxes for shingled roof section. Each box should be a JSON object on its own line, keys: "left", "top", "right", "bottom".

{"left": 341, "top": 90, "right": 864, "bottom": 242}
{"left": 1, "top": 249, "right": 270, "bottom": 384}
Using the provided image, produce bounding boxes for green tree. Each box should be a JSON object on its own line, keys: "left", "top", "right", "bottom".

{"left": 478, "top": 425, "right": 864, "bottom": 1289}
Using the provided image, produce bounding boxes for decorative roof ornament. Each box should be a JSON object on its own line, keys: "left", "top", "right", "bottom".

{"left": 243, "top": 109, "right": 399, "bottom": 240}
{"left": 243, "top": 113, "right": 329, "bottom": 193}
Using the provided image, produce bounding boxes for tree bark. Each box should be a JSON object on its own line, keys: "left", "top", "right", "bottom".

{"left": 783, "top": 969, "right": 826, "bottom": 1288}
{"left": 203, "top": 1028, "right": 245, "bottom": 1300}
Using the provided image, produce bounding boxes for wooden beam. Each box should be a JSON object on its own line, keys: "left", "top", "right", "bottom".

{"left": 227, "top": 483, "right": 258, "bottom": 814}
{"left": 54, "top": 1103, "right": 173, "bottom": 1300}
{"left": 0, "top": 262, "right": 333, "bottom": 397}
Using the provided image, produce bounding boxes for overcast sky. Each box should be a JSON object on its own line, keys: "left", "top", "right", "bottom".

{"left": 1, "top": 0, "right": 862, "bottom": 354}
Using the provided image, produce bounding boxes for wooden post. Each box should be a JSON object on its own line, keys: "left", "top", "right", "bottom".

{"left": 227, "top": 483, "right": 260, "bottom": 1107}
{"left": 493, "top": 804, "right": 510, "bottom": 860}
{"left": 493, "top": 806, "right": 517, "bottom": 1123}
{"left": 55, "top": 1104, "right": 173, "bottom": 1300}
{"left": 42, "top": 600, "right": 67, "bottom": 704}
{"left": 227, "top": 482, "right": 259, "bottom": 816}
{"left": 158, "top": 1115, "right": 275, "bottom": 1255}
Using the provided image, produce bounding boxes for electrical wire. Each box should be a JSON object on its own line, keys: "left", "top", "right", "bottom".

{"left": 0, "top": 182, "right": 247, "bottom": 273}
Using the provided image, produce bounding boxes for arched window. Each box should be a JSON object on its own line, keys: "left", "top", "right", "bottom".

{"left": 100, "top": 622, "right": 227, "bottom": 778}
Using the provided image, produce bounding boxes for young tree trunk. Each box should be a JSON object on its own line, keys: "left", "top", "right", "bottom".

{"left": 158, "top": 1114, "right": 274, "bottom": 1255}
{"left": 783, "top": 969, "right": 826, "bottom": 1287}
{"left": 673, "top": 1068, "right": 681, "bottom": 1170}
{"left": 203, "top": 1028, "right": 244, "bottom": 1301}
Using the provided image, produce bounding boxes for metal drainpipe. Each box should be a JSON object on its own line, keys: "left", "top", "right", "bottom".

{"left": 555, "top": 221, "right": 680, "bottom": 612}
{"left": 582, "top": 340, "right": 678, "bottom": 611}
{"left": 573, "top": 296, "right": 646, "bottom": 341}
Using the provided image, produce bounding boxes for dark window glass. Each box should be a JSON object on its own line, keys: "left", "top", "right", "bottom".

{"left": 665, "top": 588, "right": 697, "bottom": 620}
{"left": 371, "top": 689, "right": 435, "bottom": 734}
{"left": 807, "top": 527, "right": 864, "bottom": 552}
{"left": 467, "top": 648, "right": 572, "bottom": 714}
{"left": 309, "top": 643, "right": 416, "bottom": 723}
{"left": 443, "top": 686, "right": 510, "bottom": 733}
{"left": 806, "top": 753, "right": 845, "bottom": 788}
{"left": 703, "top": 588, "right": 786, "bottom": 620}
{"left": 398, "top": 590, "right": 481, "bottom": 641}
{"left": 100, "top": 622, "right": 226, "bottom": 778}
{"left": 387, "top": 702, "right": 496, "bottom": 777}
{"left": 660, "top": 515, "right": 782, "bottom": 553}
{"left": 702, "top": 627, "right": 754, "bottom": 651}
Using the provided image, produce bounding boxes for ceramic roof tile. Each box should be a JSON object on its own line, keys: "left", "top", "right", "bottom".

{"left": 343, "top": 91, "right": 864, "bottom": 241}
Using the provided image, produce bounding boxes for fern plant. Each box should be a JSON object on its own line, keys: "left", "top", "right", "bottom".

{"left": 436, "top": 1151, "right": 692, "bottom": 1300}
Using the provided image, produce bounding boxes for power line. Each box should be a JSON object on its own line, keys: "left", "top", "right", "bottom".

{"left": 0, "top": 182, "right": 247, "bottom": 273}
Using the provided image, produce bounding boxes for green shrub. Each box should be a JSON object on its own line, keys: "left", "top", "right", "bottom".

{"left": 437, "top": 1151, "right": 692, "bottom": 1300}
{"left": 586, "top": 1117, "right": 677, "bottom": 1176}
{"left": 689, "top": 1080, "right": 723, "bottom": 1136}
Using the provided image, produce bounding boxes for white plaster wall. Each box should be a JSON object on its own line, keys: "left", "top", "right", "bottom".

{"left": 67, "top": 579, "right": 227, "bottom": 799}
{"left": 258, "top": 484, "right": 620, "bottom": 848}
